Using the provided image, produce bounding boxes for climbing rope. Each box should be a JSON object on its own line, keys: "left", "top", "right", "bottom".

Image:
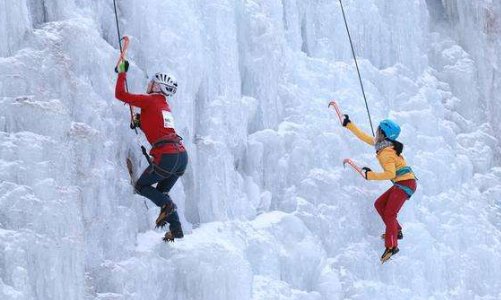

{"left": 112, "top": 0, "right": 152, "bottom": 171}
{"left": 338, "top": 0, "right": 375, "bottom": 136}
{"left": 113, "top": 0, "right": 137, "bottom": 131}
{"left": 112, "top": 0, "right": 180, "bottom": 169}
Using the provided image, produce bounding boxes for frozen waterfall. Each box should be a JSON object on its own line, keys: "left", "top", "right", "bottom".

{"left": 1, "top": 0, "right": 501, "bottom": 299}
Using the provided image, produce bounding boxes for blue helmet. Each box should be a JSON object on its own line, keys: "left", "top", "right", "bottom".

{"left": 379, "top": 119, "right": 401, "bottom": 140}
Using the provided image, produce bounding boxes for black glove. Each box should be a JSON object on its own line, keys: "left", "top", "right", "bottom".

{"left": 342, "top": 114, "right": 351, "bottom": 127}
{"left": 362, "top": 167, "right": 372, "bottom": 180}
{"left": 115, "top": 60, "right": 129, "bottom": 74}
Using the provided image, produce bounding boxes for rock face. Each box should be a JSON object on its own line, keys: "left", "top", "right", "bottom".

{"left": 0, "top": 0, "right": 500, "bottom": 299}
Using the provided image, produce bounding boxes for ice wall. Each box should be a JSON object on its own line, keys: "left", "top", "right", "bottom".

{"left": 1, "top": 0, "right": 501, "bottom": 300}
{"left": 441, "top": 0, "right": 501, "bottom": 145}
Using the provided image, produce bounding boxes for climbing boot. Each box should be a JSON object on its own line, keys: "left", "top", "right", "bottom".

{"left": 381, "top": 247, "right": 399, "bottom": 264}
{"left": 155, "top": 202, "right": 177, "bottom": 229}
{"left": 163, "top": 227, "right": 184, "bottom": 242}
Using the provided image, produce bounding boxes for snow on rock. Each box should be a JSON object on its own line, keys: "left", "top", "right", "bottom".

{"left": 0, "top": 0, "right": 501, "bottom": 299}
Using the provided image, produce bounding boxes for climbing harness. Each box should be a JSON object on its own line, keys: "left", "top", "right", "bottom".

{"left": 149, "top": 134, "right": 185, "bottom": 178}
{"left": 393, "top": 183, "right": 415, "bottom": 198}
{"left": 338, "top": 0, "right": 375, "bottom": 136}
{"left": 395, "top": 166, "right": 414, "bottom": 177}
{"left": 391, "top": 167, "right": 417, "bottom": 198}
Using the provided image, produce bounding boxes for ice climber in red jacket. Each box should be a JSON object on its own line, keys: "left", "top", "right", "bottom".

{"left": 115, "top": 60, "right": 187, "bottom": 242}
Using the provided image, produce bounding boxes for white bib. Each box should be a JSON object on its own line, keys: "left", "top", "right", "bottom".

{"left": 162, "top": 110, "right": 175, "bottom": 129}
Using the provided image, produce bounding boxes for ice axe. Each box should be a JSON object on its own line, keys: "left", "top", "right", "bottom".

{"left": 115, "top": 35, "right": 130, "bottom": 69}
{"left": 112, "top": 0, "right": 135, "bottom": 129}
{"left": 113, "top": 35, "right": 137, "bottom": 129}
{"left": 328, "top": 100, "right": 344, "bottom": 126}
{"left": 343, "top": 158, "right": 365, "bottom": 178}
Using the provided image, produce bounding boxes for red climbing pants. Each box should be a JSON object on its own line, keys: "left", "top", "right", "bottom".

{"left": 374, "top": 179, "right": 417, "bottom": 248}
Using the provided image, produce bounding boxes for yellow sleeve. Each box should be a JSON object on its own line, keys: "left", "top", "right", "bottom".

{"left": 367, "top": 152, "right": 397, "bottom": 181}
{"left": 346, "top": 122, "right": 375, "bottom": 146}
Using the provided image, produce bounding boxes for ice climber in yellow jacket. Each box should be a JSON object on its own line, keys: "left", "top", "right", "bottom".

{"left": 342, "top": 114, "right": 417, "bottom": 263}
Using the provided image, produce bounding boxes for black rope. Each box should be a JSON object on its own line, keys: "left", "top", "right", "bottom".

{"left": 112, "top": 0, "right": 138, "bottom": 133}
{"left": 112, "top": 0, "right": 122, "bottom": 53}
{"left": 113, "top": 0, "right": 150, "bottom": 211}
{"left": 338, "top": 0, "right": 375, "bottom": 136}
{"left": 112, "top": 1, "right": 176, "bottom": 170}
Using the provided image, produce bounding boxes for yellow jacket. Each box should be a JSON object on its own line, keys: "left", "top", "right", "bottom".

{"left": 346, "top": 122, "right": 415, "bottom": 182}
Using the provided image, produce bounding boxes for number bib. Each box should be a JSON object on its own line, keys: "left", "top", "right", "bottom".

{"left": 162, "top": 110, "right": 175, "bottom": 129}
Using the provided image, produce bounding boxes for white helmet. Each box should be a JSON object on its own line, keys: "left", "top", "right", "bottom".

{"left": 153, "top": 73, "right": 178, "bottom": 96}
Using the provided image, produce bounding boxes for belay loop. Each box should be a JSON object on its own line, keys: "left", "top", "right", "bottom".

{"left": 338, "top": 0, "right": 375, "bottom": 137}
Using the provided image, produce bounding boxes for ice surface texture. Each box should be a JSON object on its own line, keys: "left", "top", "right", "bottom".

{"left": 1, "top": 0, "right": 501, "bottom": 299}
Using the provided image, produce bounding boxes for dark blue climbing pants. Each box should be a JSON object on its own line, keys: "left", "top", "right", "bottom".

{"left": 135, "top": 151, "right": 188, "bottom": 230}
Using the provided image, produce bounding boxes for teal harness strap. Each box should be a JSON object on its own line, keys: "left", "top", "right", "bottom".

{"left": 395, "top": 166, "right": 413, "bottom": 177}
{"left": 394, "top": 183, "right": 415, "bottom": 198}
{"left": 392, "top": 166, "right": 416, "bottom": 199}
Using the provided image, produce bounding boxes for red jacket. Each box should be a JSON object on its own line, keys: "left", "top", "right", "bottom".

{"left": 115, "top": 73, "right": 186, "bottom": 162}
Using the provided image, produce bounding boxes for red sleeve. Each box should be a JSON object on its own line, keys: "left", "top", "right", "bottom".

{"left": 115, "top": 73, "right": 152, "bottom": 109}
